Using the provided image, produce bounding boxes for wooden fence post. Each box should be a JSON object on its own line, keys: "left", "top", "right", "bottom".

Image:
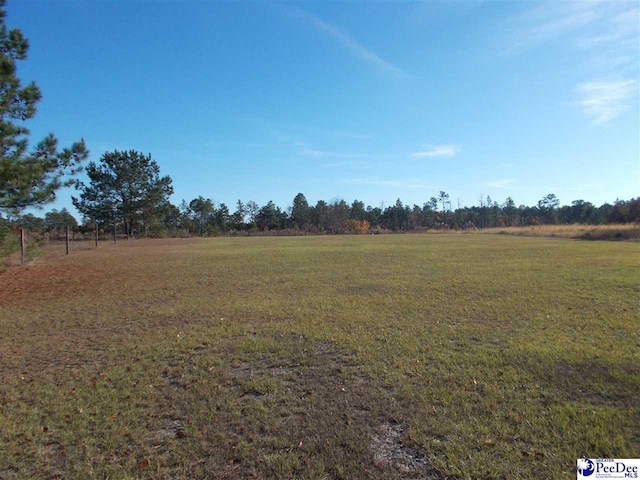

{"left": 20, "top": 228, "right": 25, "bottom": 265}
{"left": 65, "top": 225, "right": 70, "bottom": 255}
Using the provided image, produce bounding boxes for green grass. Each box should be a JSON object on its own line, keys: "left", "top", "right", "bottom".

{"left": 0, "top": 235, "right": 638, "bottom": 479}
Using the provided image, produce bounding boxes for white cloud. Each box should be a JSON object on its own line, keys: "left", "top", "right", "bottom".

{"left": 505, "top": 1, "right": 639, "bottom": 82}
{"left": 410, "top": 144, "right": 460, "bottom": 159}
{"left": 528, "top": 8, "right": 598, "bottom": 38}
{"left": 577, "top": 79, "right": 638, "bottom": 125}
{"left": 302, "top": 148, "right": 362, "bottom": 159}
{"left": 485, "top": 178, "right": 516, "bottom": 189}
{"left": 281, "top": 5, "right": 410, "bottom": 79}
{"left": 317, "top": 129, "right": 372, "bottom": 140}
{"left": 507, "top": 2, "right": 634, "bottom": 51}
{"left": 567, "top": 183, "right": 602, "bottom": 191}
{"left": 577, "top": 5, "right": 639, "bottom": 55}
{"left": 274, "top": 131, "right": 363, "bottom": 159}
{"left": 323, "top": 160, "right": 370, "bottom": 169}
{"left": 505, "top": 2, "right": 639, "bottom": 125}
{"left": 577, "top": 33, "right": 621, "bottom": 49}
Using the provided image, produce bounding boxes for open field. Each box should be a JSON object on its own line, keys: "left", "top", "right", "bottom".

{"left": 0, "top": 235, "right": 638, "bottom": 479}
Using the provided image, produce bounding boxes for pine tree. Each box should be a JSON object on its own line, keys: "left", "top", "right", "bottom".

{"left": 73, "top": 150, "right": 173, "bottom": 237}
{"left": 0, "top": 0, "right": 88, "bottom": 212}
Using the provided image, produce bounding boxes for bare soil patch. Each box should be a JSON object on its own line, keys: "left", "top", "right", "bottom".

{"left": 0, "top": 262, "right": 102, "bottom": 305}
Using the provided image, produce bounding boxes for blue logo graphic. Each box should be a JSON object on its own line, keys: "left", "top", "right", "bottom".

{"left": 578, "top": 459, "right": 595, "bottom": 477}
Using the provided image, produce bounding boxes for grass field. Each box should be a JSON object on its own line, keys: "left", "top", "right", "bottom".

{"left": 0, "top": 235, "right": 638, "bottom": 479}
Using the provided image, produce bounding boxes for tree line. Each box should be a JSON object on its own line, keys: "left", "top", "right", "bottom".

{"left": 0, "top": 2, "right": 637, "bottom": 242}
{"left": 3, "top": 147, "right": 638, "bottom": 238}
{"left": 69, "top": 152, "right": 638, "bottom": 236}
{"left": 161, "top": 192, "right": 640, "bottom": 237}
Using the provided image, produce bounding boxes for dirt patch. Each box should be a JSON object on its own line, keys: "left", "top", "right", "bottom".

{"left": 191, "top": 336, "right": 439, "bottom": 479}
{"left": 0, "top": 263, "right": 104, "bottom": 304}
{"left": 154, "top": 418, "right": 186, "bottom": 441}
{"left": 161, "top": 369, "right": 188, "bottom": 389}
{"left": 537, "top": 357, "right": 640, "bottom": 407}
{"left": 373, "top": 422, "right": 434, "bottom": 478}
{"left": 0, "top": 312, "right": 193, "bottom": 380}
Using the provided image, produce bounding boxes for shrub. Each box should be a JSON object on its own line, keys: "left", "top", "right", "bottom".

{"left": 0, "top": 228, "right": 45, "bottom": 268}
{"left": 341, "top": 219, "right": 370, "bottom": 235}
{"left": 0, "top": 225, "right": 18, "bottom": 265}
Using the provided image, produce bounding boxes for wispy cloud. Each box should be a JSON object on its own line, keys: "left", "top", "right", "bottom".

{"left": 528, "top": 8, "right": 598, "bottom": 40}
{"left": 567, "top": 183, "right": 602, "bottom": 191}
{"left": 316, "top": 129, "right": 372, "bottom": 140}
{"left": 410, "top": 144, "right": 460, "bottom": 159}
{"left": 577, "top": 79, "right": 638, "bottom": 125}
{"left": 505, "top": 2, "right": 638, "bottom": 125}
{"left": 505, "top": 2, "right": 637, "bottom": 54}
{"left": 274, "top": 131, "right": 363, "bottom": 159}
{"left": 581, "top": 5, "right": 639, "bottom": 47}
{"left": 281, "top": 5, "right": 410, "bottom": 79}
{"left": 302, "top": 148, "right": 362, "bottom": 159}
{"left": 576, "top": 33, "right": 621, "bottom": 49}
{"left": 485, "top": 178, "right": 516, "bottom": 189}
{"left": 323, "top": 160, "right": 370, "bottom": 169}
{"left": 204, "top": 142, "right": 277, "bottom": 149}
{"left": 340, "top": 177, "right": 429, "bottom": 189}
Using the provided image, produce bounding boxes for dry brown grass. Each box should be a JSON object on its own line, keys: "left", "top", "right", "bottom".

{"left": 479, "top": 224, "right": 640, "bottom": 240}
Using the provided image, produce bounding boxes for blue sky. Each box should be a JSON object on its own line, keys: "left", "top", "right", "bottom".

{"left": 9, "top": 0, "right": 639, "bottom": 217}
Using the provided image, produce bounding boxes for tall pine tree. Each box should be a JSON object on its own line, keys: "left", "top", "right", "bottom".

{"left": 0, "top": 0, "right": 88, "bottom": 212}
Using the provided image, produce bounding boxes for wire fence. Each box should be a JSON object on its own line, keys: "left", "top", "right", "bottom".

{"left": 3, "top": 225, "right": 129, "bottom": 266}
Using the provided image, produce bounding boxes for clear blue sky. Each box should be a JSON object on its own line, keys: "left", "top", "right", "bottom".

{"left": 9, "top": 0, "right": 639, "bottom": 218}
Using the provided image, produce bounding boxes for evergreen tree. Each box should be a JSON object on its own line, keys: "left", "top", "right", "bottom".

{"left": 350, "top": 200, "right": 366, "bottom": 221}
{"left": 0, "top": 1, "right": 88, "bottom": 212}
{"left": 256, "top": 201, "right": 282, "bottom": 231}
{"left": 73, "top": 150, "right": 173, "bottom": 237}
{"left": 232, "top": 200, "right": 246, "bottom": 230}
{"left": 291, "top": 193, "right": 310, "bottom": 229}
{"left": 44, "top": 208, "right": 77, "bottom": 232}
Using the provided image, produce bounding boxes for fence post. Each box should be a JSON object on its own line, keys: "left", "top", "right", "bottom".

{"left": 20, "top": 228, "right": 25, "bottom": 265}
{"left": 95, "top": 222, "right": 98, "bottom": 248}
{"left": 65, "top": 225, "right": 70, "bottom": 255}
